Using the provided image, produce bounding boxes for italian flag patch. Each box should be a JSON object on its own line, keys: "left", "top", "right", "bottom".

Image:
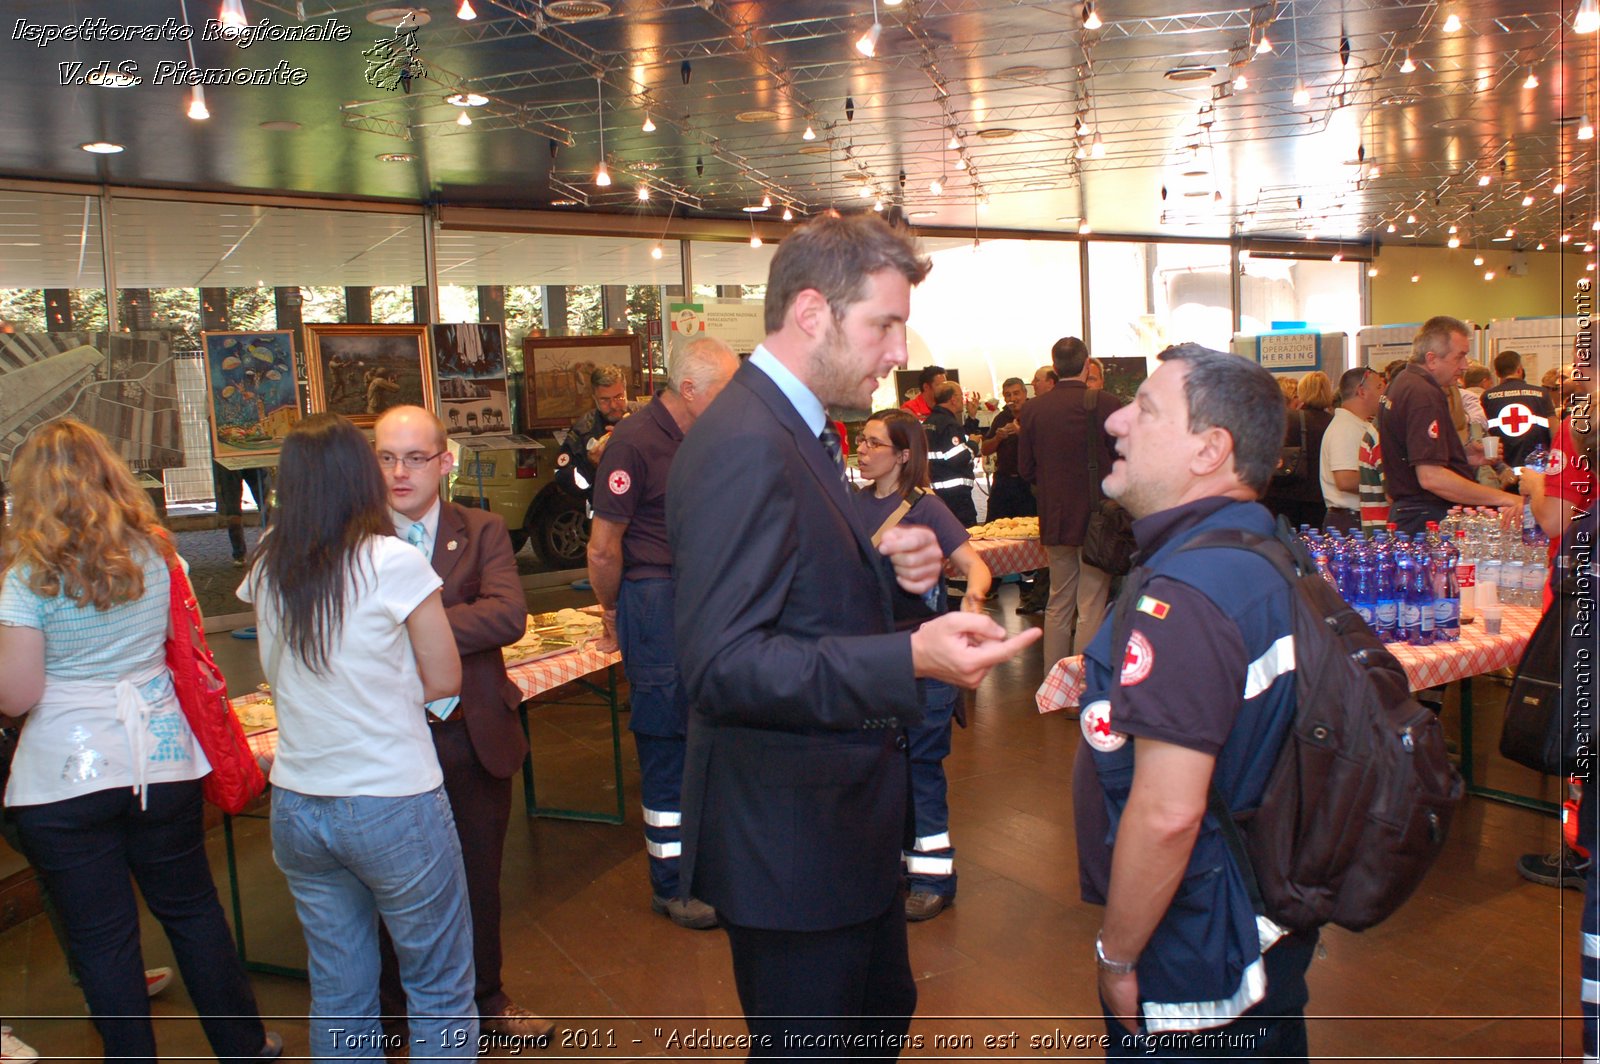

{"left": 1135, "top": 595, "right": 1170, "bottom": 620}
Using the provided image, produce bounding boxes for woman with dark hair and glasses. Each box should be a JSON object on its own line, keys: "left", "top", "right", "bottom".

{"left": 238, "top": 413, "right": 475, "bottom": 1060}
{"left": 852, "top": 409, "right": 992, "bottom": 924}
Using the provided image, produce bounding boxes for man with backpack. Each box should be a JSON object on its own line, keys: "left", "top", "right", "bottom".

{"left": 1073, "top": 344, "right": 1311, "bottom": 1058}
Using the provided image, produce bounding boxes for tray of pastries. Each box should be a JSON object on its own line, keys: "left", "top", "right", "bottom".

{"left": 967, "top": 516, "right": 1040, "bottom": 539}
{"left": 504, "top": 608, "right": 605, "bottom": 666}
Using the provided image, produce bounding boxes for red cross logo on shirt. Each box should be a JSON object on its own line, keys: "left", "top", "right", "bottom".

{"left": 1499, "top": 403, "right": 1533, "bottom": 436}
{"left": 1080, "top": 700, "right": 1127, "bottom": 752}
{"left": 1119, "top": 630, "right": 1154, "bottom": 686}
{"left": 608, "top": 470, "right": 632, "bottom": 495}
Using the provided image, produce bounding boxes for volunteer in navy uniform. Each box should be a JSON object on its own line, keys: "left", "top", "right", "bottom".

{"left": 1376, "top": 316, "right": 1519, "bottom": 534}
{"left": 924, "top": 380, "right": 979, "bottom": 527}
{"left": 372, "top": 406, "right": 551, "bottom": 1042}
{"left": 1481, "top": 348, "right": 1555, "bottom": 471}
{"left": 853, "top": 409, "right": 993, "bottom": 923}
{"left": 556, "top": 365, "right": 633, "bottom": 502}
{"left": 1072, "top": 344, "right": 1314, "bottom": 1060}
{"left": 587, "top": 335, "right": 740, "bottom": 930}
{"left": 667, "top": 212, "right": 1040, "bottom": 1052}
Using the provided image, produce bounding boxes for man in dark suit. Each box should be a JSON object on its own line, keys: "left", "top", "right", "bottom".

{"left": 1018, "top": 336, "right": 1123, "bottom": 666}
{"left": 373, "top": 406, "right": 551, "bottom": 1042}
{"left": 667, "top": 213, "right": 1040, "bottom": 1052}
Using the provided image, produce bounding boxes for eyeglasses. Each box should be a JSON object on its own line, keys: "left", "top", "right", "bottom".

{"left": 856, "top": 436, "right": 895, "bottom": 452}
{"left": 376, "top": 450, "right": 446, "bottom": 471}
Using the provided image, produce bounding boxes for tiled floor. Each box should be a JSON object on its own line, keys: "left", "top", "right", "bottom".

{"left": 0, "top": 583, "right": 1589, "bottom": 1062}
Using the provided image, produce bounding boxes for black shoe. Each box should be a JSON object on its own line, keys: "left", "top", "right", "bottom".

{"left": 257, "top": 1032, "right": 283, "bottom": 1059}
{"left": 1516, "top": 850, "right": 1590, "bottom": 890}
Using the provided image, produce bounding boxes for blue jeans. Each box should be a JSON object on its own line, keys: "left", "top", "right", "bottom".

{"left": 905, "top": 679, "right": 958, "bottom": 898}
{"left": 617, "top": 577, "right": 691, "bottom": 896}
{"left": 271, "top": 786, "right": 478, "bottom": 1061}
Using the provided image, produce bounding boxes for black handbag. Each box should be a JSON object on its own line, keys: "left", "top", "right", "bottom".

{"left": 1080, "top": 388, "right": 1137, "bottom": 576}
{"left": 1273, "top": 409, "right": 1309, "bottom": 482}
{"left": 1498, "top": 512, "right": 1597, "bottom": 778}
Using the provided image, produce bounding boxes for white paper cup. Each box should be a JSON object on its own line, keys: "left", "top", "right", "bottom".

{"left": 1482, "top": 436, "right": 1501, "bottom": 461}
{"left": 1482, "top": 605, "right": 1503, "bottom": 635}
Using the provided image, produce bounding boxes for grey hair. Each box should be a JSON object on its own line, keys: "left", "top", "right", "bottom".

{"left": 1411, "top": 315, "right": 1470, "bottom": 364}
{"left": 1155, "top": 343, "right": 1287, "bottom": 496}
{"left": 589, "top": 365, "right": 626, "bottom": 391}
{"left": 667, "top": 335, "right": 737, "bottom": 394}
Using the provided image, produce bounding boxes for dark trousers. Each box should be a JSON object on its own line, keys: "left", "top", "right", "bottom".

{"left": 212, "top": 463, "right": 268, "bottom": 559}
{"left": 905, "top": 680, "right": 957, "bottom": 898}
{"left": 379, "top": 718, "right": 513, "bottom": 1019}
{"left": 10, "top": 780, "right": 267, "bottom": 1064}
{"left": 986, "top": 475, "right": 1036, "bottom": 520}
{"left": 1322, "top": 507, "right": 1360, "bottom": 535}
{"left": 723, "top": 900, "right": 917, "bottom": 1059}
{"left": 935, "top": 488, "right": 978, "bottom": 529}
{"left": 1389, "top": 498, "right": 1449, "bottom": 537}
{"left": 635, "top": 733, "right": 688, "bottom": 897}
{"left": 1102, "top": 929, "right": 1317, "bottom": 1061}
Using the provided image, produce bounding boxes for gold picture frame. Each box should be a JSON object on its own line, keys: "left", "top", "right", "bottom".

{"left": 304, "top": 323, "right": 434, "bottom": 429}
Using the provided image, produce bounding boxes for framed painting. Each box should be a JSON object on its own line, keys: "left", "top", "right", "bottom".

{"left": 522, "top": 335, "right": 643, "bottom": 429}
{"left": 432, "top": 323, "right": 512, "bottom": 437}
{"left": 304, "top": 324, "right": 434, "bottom": 428}
{"left": 200, "top": 330, "right": 300, "bottom": 461}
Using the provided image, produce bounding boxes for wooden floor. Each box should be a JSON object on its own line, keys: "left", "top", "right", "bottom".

{"left": 0, "top": 583, "right": 1588, "bottom": 1062}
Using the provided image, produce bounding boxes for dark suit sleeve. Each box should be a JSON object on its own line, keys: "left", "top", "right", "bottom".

{"left": 670, "top": 430, "right": 917, "bottom": 732}
{"left": 1017, "top": 405, "right": 1037, "bottom": 483}
{"left": 447, "top": 512, "right": 527, "bottom": 656}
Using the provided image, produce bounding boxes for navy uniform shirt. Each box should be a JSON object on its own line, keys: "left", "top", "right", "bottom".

{"left": 984, "top": 408, "right": 1022, "bottom": 478}
{"left": 1482, "top": 378, "right": 1555, "bottom": 468}
{"left": 591, "top": 394, "right": 682, "bottom": 580}
{"left": 1376, "top": 363, "right": 1471, "bottom": 510}
{"left": 852, "top": 488, "right": 968, "bottom": 632}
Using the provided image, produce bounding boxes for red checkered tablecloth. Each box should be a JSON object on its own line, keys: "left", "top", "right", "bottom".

{"left": 968, "top": 537, "right": 1048, "bottom": 578}
{"left": 1036, "top": 606, "right": 1543, "bottom": 714}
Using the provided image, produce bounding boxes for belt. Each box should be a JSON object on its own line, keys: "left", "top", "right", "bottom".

{"left": 427, "top": 711, "right": 466, "bottom": 727}
{"left": 1327, "top": 506, "right": 1358, "bottom": 514}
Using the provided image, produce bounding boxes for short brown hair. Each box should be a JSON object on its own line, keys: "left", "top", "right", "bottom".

{"left": 763, "top": 212, "right": 931, "bottom": 334}
{"left": 868, "top": 408, "right": 930, "bottom": 502}
{"left": 932, "top": 380, "right": 961, "bottom": 406}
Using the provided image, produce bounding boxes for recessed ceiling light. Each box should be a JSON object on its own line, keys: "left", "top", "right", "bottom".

{"left": 996, "top": 65, "right": 1048, "bottom": 79}
{"left": 87, "top": 70, "right": 139, "bottom": 88}
{"left": 1024, "top": 182, "right": 1052, "bottom": 190}
{"left": 735, "top": 109, "right": 780, "bottom": 123}
{"left": 1432, "top": 117, "right": 1477, "bottom": 132}
{"left": 376, "top": 152, "right": 415, "bottom": 162}
{"left": 550, "top": 199, "right": 579, "bottom": 207}
{"left": 367, "top": 8, "right": 431, "bottom": 27}
{"left": 544, "top": 0, "right": 611, "bottom": 19}
{"left": 798, "top": 143, "right": 830, "bottom": 154}
{"left": 1379, "top": 93, "right": 1422, "bottom": 107}
{"left": 909, "top": 210, "right": 937, "bottom": 218}
{"left": 259, "top": 120, "right": 301, "bottom": 131}
{"left": 1165, "top": 66, "right": 1216, "bottom": 82}
{"left": 742, "top": 204, "right": 769, "bottom": 213}
{"left": 447, "top": 93, "right": 489, "bottom": 107}
{"left": 1182, "top": 169, "right": 1209, "bottom": 178}
{"left": 80, "top": 142, "right": 124, "bottom": 154}
{"left": 977, "top": 127, "right": 1019, "bottom": 140}
{"left": 1183, "top": 190, "right": 1210, "bottom": 198}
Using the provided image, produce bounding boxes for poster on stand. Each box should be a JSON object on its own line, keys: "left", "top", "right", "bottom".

{"left": 201, "top": 331, "right": 300, "bottom": 462}
{"left": 304, "top": 324, "right": 434, "bottom": 428}
{"left": 668, "top": 302, "right": 766, "bottom": 362}
{"left": 432, "top": 323, "right": 512, "bottom": 438}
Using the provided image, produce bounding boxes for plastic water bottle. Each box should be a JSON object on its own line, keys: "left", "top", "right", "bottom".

{"left": 1455, "top": 530, "right": 1477, "bottom": 623}
{"left": 1499, "top": 535, "right": 1524, "bottom": 606}
{"left": 1311, "top": 535, "right": 1336, "bottom": 590}
{"left": 1522, "top": 534, "right": 1550, "bottom": 605}
{"left": 1523, "top": 445, "right": 1551, "bottom": 474}
{"left": 1433, "top": 533, "right": 1460, "bottom": 642}
{"left": 1374, "top": 532, "right": 1400, "bottom": 642}
{"left": 1329, "top": 533, "right": 1351, "bottom": 599}
{"left": 1397, "top": 538, "right": 1427, "bottom": 645}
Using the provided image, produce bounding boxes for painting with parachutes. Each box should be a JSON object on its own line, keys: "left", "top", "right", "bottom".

{"left": 201, "top": 330, "right": 301, "bottom": 462}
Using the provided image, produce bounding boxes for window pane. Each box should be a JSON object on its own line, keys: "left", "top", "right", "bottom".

{"left": 1239, "top": 258, "right": 1363, "bottom": 373}
{"left": 1088, "top": 242, "right": 1233, "bottom": 363}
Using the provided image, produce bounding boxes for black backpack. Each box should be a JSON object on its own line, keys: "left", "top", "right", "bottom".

{"left": 1110, "top": 525, "right": 1465, "bottom": 933}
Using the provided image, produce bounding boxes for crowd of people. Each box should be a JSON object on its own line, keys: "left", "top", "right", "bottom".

{"left": 0, "top": 209, "right": 1593, "bottom": 1063}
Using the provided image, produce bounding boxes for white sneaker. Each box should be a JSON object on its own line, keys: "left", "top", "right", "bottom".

{"left": 145, "top": 967, "right": 173, "bottom": 997}
{"left": 1, "top": 1026, "right": 40, "bottom": 1062}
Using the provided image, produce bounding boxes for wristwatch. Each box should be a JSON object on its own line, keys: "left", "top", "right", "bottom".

{"left": 1095, "top": 932, "right": 1137, "bottom": 975}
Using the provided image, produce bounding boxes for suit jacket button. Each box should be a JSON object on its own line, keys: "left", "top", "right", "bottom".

{"left": 895, "top": 735, "right": 908, "bottom": 750}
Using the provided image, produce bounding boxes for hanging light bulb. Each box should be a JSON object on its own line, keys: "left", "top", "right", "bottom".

{"left": 1332, "top": 253, "right": 1343, "bottom": 262}
{"left": 1555, "top": 181, "right": 1567, "bottom": 194}
{"left": 1082, "top": 2, "right": 1102, "bottom": 31}
{"left": 1524, "top": 68, "right": 1540, "bottom": 89}
{"left": 456, "top": 0, "right": 477, "bottom": 19}
{"left": 1406, "top": 213, "right": 1417, "bottom": 224}
{"left": 948, "top": 133, "right": 960, "bottom": 150}
{"left": 761, "top": 192, "right": 772, "bottom": 209}
{"left": 1473, "top": 253, "right": 1484, "bottom": 266}
{"left": 856, "top": 21, "right": 882, "bottom": 57}
{"left": 1477, "top": 174, "right": 1492, "bottom": 186}
{"left": 651, "top": 243, "right": 663, "bottom": 260}
{"left": 1293, "top": 81, "right": 1310, "bottom": 106}
{"left": 594, "top": 77, "right": 609, "bottom": 187}
{"left": 1442, "top": 11, "right": 1461, "bottom": 32}
{"left": 1078, "top": 218, "right": 1091, "bottom": 235}
{"left": 1234, "top": 71, "right": 1248, "bottom": 90}
{"left": 595, "top": 163, "right": 611, "bottom": 187}
{"left": 1400, "top": 50, "right": 1416, "bottom": 73}
{"left": 802, "top": 124, "right": 816, "bottom": 141}
{"left": 750, "top": 234, "right": 763, "bottom": 248}
{"left": 929, "top": 176, "right": 944, "bottom": 195}
{"left": 1576, "top": 0, "right": 1599, "bottom": 33}
{"left": 637, "top": 184, "right": 650, "bottom": 201}
{"left": 1506, "top": 227, "right": 1516, "bottom": 237}
{"left": 1448, "top": 235, "right": 1461, "bottom": 248}
{"left": 873, "top": 198, "right": 884, "bottom": 212}
{"left": 1386, "top": 222, "right": 1398, "bottom": 233}
{"left": 187, "top": 85, "right": 210, "bottom": 121}
{"left": 782, "top": 205, "right": 794, "bottom": 221}
{"left": 1411, "top": 274, "right": 1421, "bottom": 283}
{"left": 1075, "top": 144, "right": 1088, "bottom": 160}
{"left": 456, "top": 109, "right": 472, "bottom": 126}
{"left": 955, "top": 157, "right": 968, "bottom": 170}
{"left": 1448, "top": 224, "right": 1458, "bottom": 233}
{"left": 1257, "top": 33, "right": 1273, "bottom": 54}
{"left": 1368, "top": 266, "right": 1379, "bottom": 277}
{"left": 1522, "top": 194, "right": 1535, "bottom": 206}
{"left": 642, "top": 113, "right": 655, "bottom": 132}
{"left": 219, "top": 0, "right": 248, "bottom": 28}
{"left": 1579, "top": 116, "right": 1595, "bottom": 141}
{"left": 858, "top": 186, "right": 873, "bottom": 199}
{"left": 1091, "top": 133, "right": 1106, "bottom": 158}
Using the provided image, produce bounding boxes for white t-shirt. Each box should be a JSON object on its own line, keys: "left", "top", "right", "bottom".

{"left": 238, "top": 535, "right": 444, "bottom": 797}
{"left": 1319, "top": 406, "right": 1369, "bottom": 512}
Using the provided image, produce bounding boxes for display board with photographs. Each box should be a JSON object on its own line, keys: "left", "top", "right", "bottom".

{"left": 522, "top": 335, "right": 643, "bottom": 429}
{"left": 304, "top": 324, "right": 434, "bottom": 428}
{"left": 432, "top": 323, "right": 512, "bottom": 438}
{"left": 200, "top": 331, "right": 300, "bottom": 461}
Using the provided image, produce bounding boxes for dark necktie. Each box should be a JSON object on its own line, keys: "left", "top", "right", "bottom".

{"left": 818, "top": 423, "right": 846, "bottom": 481}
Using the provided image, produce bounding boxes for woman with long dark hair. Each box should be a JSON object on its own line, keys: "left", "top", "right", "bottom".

{"left": 853, "top": 409, "right": 992, "bottom": 924}
{"left": 238, "top": 413, "right": 475, "bottom": 1060}
{"left": 0, "top": 419, "right": 277, "bottom": 1063}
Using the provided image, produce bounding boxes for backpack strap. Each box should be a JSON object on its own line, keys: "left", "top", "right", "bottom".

{"left": 869, "top": 487, "right": 923, "bottom": 548}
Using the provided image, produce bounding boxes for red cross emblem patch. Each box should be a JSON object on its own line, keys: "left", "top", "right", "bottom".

{"left": 1427, "top": 419, "right": 1440, "bottom": 439}
{"left": 1080, "top": 700, "right": 1127, "bottom": 753}
{"left": 608, "top": 470, "right": 632, "bottom": 495}
{"left": 1547, "top": 449, "right": 1565, "bottom": 475}
{"left": 1498, "top": 403, "right": 1533, "bottom": 436}
{"left": 1120, "top": 630, "right": 1154, "bottom": 687}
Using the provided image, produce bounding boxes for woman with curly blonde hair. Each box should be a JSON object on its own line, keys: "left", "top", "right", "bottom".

{"left": 0, "top": 419, "right": 278, "bottom": 1063}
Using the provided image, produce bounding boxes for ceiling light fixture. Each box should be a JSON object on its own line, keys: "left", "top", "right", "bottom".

{"left": 1078, "top": 218, "right": 1091, "bottom": 235}
{"left": 1579, "top": 115, "right": 1595, "bottom": 140}
{"left": 1400, "top": 49, "right": 1416, "bottom": 73}
{"left": 80, "top": 141, "right": 125, "bottom": 154}
{"left": 1411, "top": 274, "right": 1421, "bottom": 283}
{"left": 873, "top": 198, "right": 884, "bottom": 212}
{"left": 594, "top": 76, "right": 610, "bottom": 186}
{"left": 1484, "top": 270, "right": 1495, "bottom": 280}
{"left": 1257, "top": 33, "right": 1273, "bottom": 55}
{"left": 1448, "top": 235, "right": 1460, "bottom": 247}
{"left": 949, "top": 133, "right": 961, "bottom": 150}
{"left": 1234, "top": 71, "right": 1248, "bottom": 89}
{"left": 1406, "top": 213, "right": 1418, "bottom": 224}
{"left": 1522, "top": 194, "right": 1534, "bottom": 206}
{"left": 219, "top": 0, "right": 248, "bottom": 28}
{"left": 856, "top": 0, "right": 882, "bottom": 57}
{"left": 642, "top": 112, "right": 655, "bottom": 132}
{"left": 1091, "top": 133, "right": 1106, "bottom": 158}
{"left": 651, "top": 243, "right": 663, "bottom": 260}
{"left": 1442, "top": 10, "right": 1461, "bottom": 32}
{"left": 761, "top": 192, "right": 773, "bottom": 209}
{"left": 1293, "top": 81, "right": 1311, "bottom": 106}
{"left": 456, "top": 0, "right": 477, "bottom": 18}
{"left": 1473, "top": 253, "right": 1484, "bottom": 265}
{"left": 1082, "top": 2, "right": 1102, "bottom": 31}
{"left": 750, "top": 233, "right": 763, "bottom": 248}
{"left": 187, "top": 85, "right": 209, "bottom": 121}
{"left": 1577, "top": 0, "right": 1600, "bottom": 33}
{"left": 637, "top": 184, "right": 650, "bottom": 201}
{"left": 930, "top": 176, "right": 943, "bottom": 195}
{"left": 803, "top": 124, "right": 816, "bottom": 140}
{"left": 447, "top": 92, "right": 488, "bottom": 107}
{"left": 782, "top": 205, "right": 794, "bottom": 221}
{"left": 1387, "top": 222, "right": 1397, "bottom": 233}
{"left": 1555, "top": 181, "right": 1567, "bottom": 194}
{"left": 1290, "top": 14, "right": 1309, "bottom": 107}
{"left": 1524, "top": 68, "right": 1540, "bottom": 89}
{"left": 1477, "top": 174, "right": 1491, "bottom": 186}
{"left": 456, "top": 109, "right": 472, "bottom": 126}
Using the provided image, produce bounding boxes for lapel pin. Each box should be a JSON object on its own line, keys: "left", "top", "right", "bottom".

{"left": 447, "top": 539, "right": 458, "bottom": 551}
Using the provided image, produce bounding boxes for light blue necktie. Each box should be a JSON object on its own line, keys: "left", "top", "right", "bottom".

{"left": 403, "top": 520, "right": 459, "bottom": 721}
